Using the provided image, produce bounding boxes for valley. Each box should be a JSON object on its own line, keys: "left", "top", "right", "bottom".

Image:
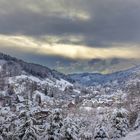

{"left": 0, "top": 52, "right": 140, "bottom": 140}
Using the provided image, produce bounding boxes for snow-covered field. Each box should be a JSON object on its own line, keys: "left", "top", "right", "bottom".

{"left": 122, "top": 128, "right": 140, "bottom": 140}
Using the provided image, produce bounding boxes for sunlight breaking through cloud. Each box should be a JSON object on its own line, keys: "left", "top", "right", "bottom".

{"left": 0, "top": 35, "right": 140, "bottom": 60}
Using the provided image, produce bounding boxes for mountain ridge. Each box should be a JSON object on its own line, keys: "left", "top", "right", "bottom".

{"left": 0, "top": 52, "right": 74, "bottom": 83}
{"left": 68, "top": 65, "right": 140, "bottom": 86}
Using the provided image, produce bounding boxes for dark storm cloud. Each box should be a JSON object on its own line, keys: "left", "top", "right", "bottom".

{"left": 0, "top": 11, "right": 88, "bottom": 36}
{"left": 0, "top": 0, "right": 140, "bottom": 74}
{"left": 0, "top": 0, "right": 140, "bottom": 46}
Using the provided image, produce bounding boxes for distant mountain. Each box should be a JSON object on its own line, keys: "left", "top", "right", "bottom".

{"left": 68, "top": 65, "right": 140, "bottom": 86}
{"left": 54, "top": 58, "right": 140, "bottom": 74}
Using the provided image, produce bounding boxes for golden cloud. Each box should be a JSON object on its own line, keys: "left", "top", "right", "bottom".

{"left": 0, "top": 35, "right": 140, "bottom": 59}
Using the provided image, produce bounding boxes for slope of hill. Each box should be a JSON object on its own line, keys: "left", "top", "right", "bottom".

{"left": 0, "top": 52, "right": 74, "bottom": 83}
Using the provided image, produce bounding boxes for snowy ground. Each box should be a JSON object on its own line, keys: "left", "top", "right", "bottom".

{"left": 121, "top": 128, "right": 140, "bottom": 140}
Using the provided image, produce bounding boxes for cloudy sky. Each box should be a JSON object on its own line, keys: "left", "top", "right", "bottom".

{"left": 0, "top": 0, "right": 140, "bottom": 71}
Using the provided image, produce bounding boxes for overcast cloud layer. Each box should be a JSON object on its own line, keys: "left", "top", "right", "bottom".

{"left": 0, "top": 0, "right": 140, "bottom": 64}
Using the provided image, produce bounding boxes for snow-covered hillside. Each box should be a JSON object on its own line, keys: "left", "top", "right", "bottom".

{"left": 9, "top": 74, "right": 73, "bottom": 92}
{"left": 0, "top": 52, "right": 140, "bottom": 140}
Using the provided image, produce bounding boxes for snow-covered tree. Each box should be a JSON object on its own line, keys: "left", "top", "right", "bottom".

{"left": 134, "top": 113, "right": 140, "bottom": 130}
{"left": 111, "top": 108, "right": 129, "bottom": 139}
{"left": 12, "top": 118, "right": 38, "bottom": 140}
{"left": 94, "top": 122, "right": 109, "bottom": 140}
{"left": 60, "top": 117, "right": 79, "bottom": 140}
{"left": 45, "top": 109, "right": 63, "bottom": 140}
